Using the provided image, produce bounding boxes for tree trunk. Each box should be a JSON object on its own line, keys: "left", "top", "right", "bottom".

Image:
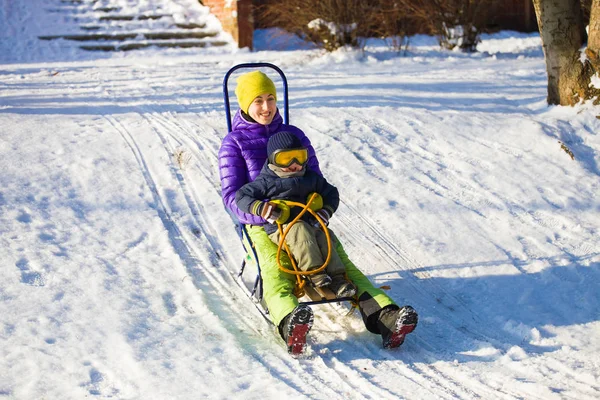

{"left": 587, "top": 0, "right": 600, "bottom": 65}
{"left": 532, "top": 0, "right": 594, "bottom": 105}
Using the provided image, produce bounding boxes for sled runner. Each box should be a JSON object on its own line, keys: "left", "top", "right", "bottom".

{"left": 222, "top": 63, "right": 356, "bottom": 321}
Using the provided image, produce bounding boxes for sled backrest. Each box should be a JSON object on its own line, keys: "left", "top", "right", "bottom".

{"left": 223, "top": 62, "right": 289, "bottom": 133}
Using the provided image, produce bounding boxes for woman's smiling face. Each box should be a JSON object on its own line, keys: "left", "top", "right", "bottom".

{"left": 247, "top": 93, "right": 276, "bottom": 125}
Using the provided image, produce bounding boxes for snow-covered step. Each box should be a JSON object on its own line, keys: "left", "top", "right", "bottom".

{"left": 36, "top": 0, "right": 233, "bottom": 52}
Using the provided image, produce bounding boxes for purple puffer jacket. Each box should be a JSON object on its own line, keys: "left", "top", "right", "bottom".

{"left": 219, "top": 109, "right": 322, "bottom": 225}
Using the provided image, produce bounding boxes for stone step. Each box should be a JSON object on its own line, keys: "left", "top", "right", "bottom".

{"left": 46, "top": 7, "right": 89, "bottom": 14}
{"left": 79, "top": 39, "right": 230, "bottom": 51}
{"left": 175, "top": 22, "right": 207, "bottom": 30}
{"left": 99, "top": 14, "right": 169, "bottom": 21}
{"left": 144, "top": 31, "right": 216, "bottom": 40}
{"left": 40, "top": 32, "right": 138, "bottom": 41}
{"left": 60, "top": 0, "right": 98, "bottom": 3}
{"left": 80, "top": 21, "right": 206, "bottom": 31}
{"left": 93, "top": 6, "right": 120, "bottom": 13}
{"left": 46, "top": 3, "right": 116, "bottom": 14}
{"left": 39, "top": 30, "right": 219, "bottom": 42}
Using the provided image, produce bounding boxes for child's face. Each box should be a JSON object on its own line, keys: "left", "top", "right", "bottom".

{"left": 280, "top": 162, "right": 304, "bottom": 173}
{"left": 248, "top": 93, "right": 276, "bottom": 125}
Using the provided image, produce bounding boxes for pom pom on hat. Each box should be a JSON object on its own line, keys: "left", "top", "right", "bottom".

{"left": 235, "top": 71, "right": 277, "bottom": 114}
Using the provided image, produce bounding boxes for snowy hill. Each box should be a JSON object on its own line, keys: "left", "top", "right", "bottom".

{"left": 1, "top": 2, "right": 600, "bottom": 399}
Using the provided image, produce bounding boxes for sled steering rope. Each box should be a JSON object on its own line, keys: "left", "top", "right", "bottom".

{"left": 274, "top": 193, "right": 333, "bottom": 298}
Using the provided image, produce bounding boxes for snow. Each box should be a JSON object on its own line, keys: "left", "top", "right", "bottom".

{"left": 2, "top": 1, "right": 600, "bottom": 399}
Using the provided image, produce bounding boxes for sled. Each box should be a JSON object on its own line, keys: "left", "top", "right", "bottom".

{"left": 222, "top": 63, "right": 356, "bottom": 321}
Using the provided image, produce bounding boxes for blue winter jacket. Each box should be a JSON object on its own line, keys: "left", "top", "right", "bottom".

{"left": 235, "top": 162, "right": 339, "bottom": 234}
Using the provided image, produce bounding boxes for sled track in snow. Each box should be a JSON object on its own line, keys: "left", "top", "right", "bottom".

{"left": 103, "top": 114, "right": 277, "bottom": 350}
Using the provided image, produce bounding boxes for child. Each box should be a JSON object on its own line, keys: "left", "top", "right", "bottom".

{"left": 235, "top": 131, "right": 357, "bottom": 298}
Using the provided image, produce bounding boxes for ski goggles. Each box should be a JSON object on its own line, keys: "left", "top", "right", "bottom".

{"left": 269, "top": 147, "right": 309, "bottom": 168}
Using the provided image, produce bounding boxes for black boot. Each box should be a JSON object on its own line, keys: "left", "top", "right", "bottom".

{"left": 329, "top": 276, "right": 357, "bottom": 298}
{"left": 279, "top": 304, "right": 314, "bottom": 356}
{"left": 308, "top": 273, "right": 332, "bottom": 288}
{"left": 377, "top": 305, "right": 418, "bottom": 349}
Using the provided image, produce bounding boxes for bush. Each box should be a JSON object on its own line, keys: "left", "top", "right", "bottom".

{"left": 368, "top": 1, "right": 414, "bottom": 53}
{"left": 397, "top": 0, "right": 501, "bottom": 52}
{"left": 257, "top": 0, "right": 500, "bottom": 53}
{"left": 257, "top": 0, "right": 378, "bottom": 51}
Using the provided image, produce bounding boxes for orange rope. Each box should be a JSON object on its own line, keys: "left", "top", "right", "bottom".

{"left": 274, "top": 193, "right": 332, "bottom": 294}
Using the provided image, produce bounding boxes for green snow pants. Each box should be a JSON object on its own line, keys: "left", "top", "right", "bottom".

{"left": 246, "top": 225, "right": 397, "bottom": 329}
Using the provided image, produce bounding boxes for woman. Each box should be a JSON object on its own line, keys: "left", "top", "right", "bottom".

{"left": 218, "top": 70, "right": 418, "bottom": 355}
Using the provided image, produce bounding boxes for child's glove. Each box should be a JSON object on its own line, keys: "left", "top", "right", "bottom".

{"left": 269, "top": 200, "right": 290, "bottom": 224}
{"left": 306, "top": 192, "right": 323, "bottom": 211}
{"left": 312, "top": 208, "right": 331, "bottom": 227}
{"left": 260, "top": 202, "right": 281, "bottom": 224}
{"left": 252, "top": 201, "right": 290, "bottom": 224}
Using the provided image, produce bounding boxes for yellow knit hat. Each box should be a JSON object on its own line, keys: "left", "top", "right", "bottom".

{"left": 235, "top": 71, "right": 277, "bottom": 114}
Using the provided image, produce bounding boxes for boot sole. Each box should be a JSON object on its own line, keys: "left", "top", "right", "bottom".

{"left": 286, "top": 305, "right": 314, "bottom": 356}
{"left": 384, "top": 306, "right": 418, "bottom": 349}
